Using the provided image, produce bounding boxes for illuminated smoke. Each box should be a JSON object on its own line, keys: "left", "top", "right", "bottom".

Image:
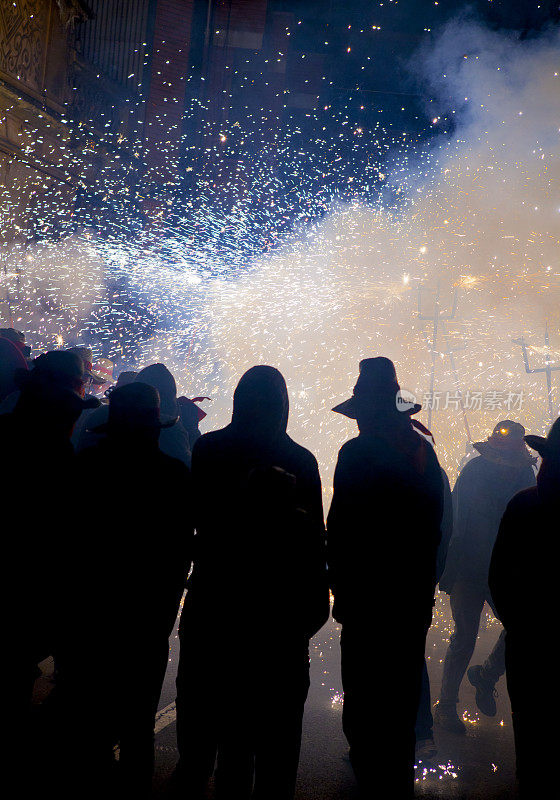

{"left": 2, "top": 18, "right": 559, "bottom": 483}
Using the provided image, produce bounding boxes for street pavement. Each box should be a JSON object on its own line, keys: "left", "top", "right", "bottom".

{"left": 147, "top": 592, "right": 517, "bottom": 799}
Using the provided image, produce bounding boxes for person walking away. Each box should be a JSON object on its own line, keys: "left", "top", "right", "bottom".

{"left": 489, "top": 418, "right": 559, "bottom": 799}
{"left": 436, "top": 421, "right": 536, "bottom": 733}
{"left": 327, "top": 357, "right": 444, "bottom": 799}
{"left": 174, "top": 365, "right": 329, "bottom": 800}
{"left": 59, "top": 382, "right": 194, "bottom": 798}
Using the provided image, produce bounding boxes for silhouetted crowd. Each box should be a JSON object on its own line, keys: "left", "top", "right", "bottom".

{"left": 1, "top": 327, "right": 558, "bottom": 800}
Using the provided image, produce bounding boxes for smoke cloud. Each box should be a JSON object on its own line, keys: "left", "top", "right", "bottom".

{"left": 198, "top": 17, "right": 560, "bottom": 484}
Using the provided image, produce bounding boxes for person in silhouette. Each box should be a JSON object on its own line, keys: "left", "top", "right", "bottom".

{"left": 436, "top": 421, "right": 536, "bottom": 733}
{"left": 489, "top": 418, "right": 559, "bottom": 799}
{"left": 327, "top": 357, "right": 443, "bottom": 799}
{"left": 0, "top": 351, "right": 99, "bottom": 792}
{"left": 74, "top": 369, "right": 138, "bottom": 451}
{"left": 177, "top": 394, "right": 209, "bottom": 450}
{"left": 0, "top": 335, "right": 28, "bottom": 403}
{"left": 415, "top": 463, "right": 453, "bottom": 762}
{"left": 135, "top": 363, "right": 192, "bottom": 466}
{"left": 174, "top": 365, "right": 329, "bottom": 800}
{"left": 58, "top": 382, "right": 193, "bottom": 798}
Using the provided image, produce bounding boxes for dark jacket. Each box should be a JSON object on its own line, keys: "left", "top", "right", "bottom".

{"left": 183, "top": 366, "right": 329, "bottom": 642}
{"left": 488, "top": 487, "right": 540, "bottom": 634}
{"left": 440, "top": 454, "right": 536, "bottom": 593}
{"left": 437, "top": 468, "right": 453, "bottom": 585}
{"left": 327, "top": 416, "right": 444, "bottom": 625}
{"left": 0, "top": 393, "right": 79, "bottom": 669}
{"left": 73, "top": 437, "right": 193, "bottom": 634}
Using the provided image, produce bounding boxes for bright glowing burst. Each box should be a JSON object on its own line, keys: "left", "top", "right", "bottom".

{"left": 1, "top": 19, "right": 559, "bottom": 491}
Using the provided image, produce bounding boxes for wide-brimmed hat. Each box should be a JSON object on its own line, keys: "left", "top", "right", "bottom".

{"left": 104, "top": 370, "right": 138, "bottom": 398}
{"left": 15, "top": 352, "right": 100, "bottom": 412}
{"left": 67, "top": 346, "right": 106, "bottom": 385}
{"left": 92, "top": 358, "right": 115, "bottom": 386}
{"left": 136, "top": 363, "right": 178, "bottom": 415}
{"left": 90, "top": 382, "right": 178, "bottom": 433}
{"left": 473, "top": 420, "right": 534, "bottom": 463}
{"left": 333, "top": 357, "right": 421, "bottom": 419}
{"left": 21, "top": 350, "right": 89, "bottom": 394}
{"left": 524, "top": 417, "right": 560, "bottom": 460}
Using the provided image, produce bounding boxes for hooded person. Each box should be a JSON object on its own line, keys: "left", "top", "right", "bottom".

{"left": 174, "top": 365, "right": 329, "bottom": 800}
{"left": 0, "top": 351, "right": 99, "bottom": 778}
{"left": 135, "top": 363, "right": 192, "bottom": 466}
{"left": 436, "top": 420, "right": 537, "bottom": 733}
{"left": 59, "top": 382, "right": 193, "bottom": 798}
{"left": 489, "top": 418, "right": 560, "bottom": 799}
{"left": 327, "top": 357, "right": 444, "bottom": 799}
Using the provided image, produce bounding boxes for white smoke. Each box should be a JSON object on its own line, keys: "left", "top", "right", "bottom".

{"left": 200, "top": 19, "right": 560, "bottom": 484}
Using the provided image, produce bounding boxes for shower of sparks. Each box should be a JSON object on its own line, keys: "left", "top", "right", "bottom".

{"left": 1, "top": 14, "right": 559, "bottom": 493}
{"left": 414, "top": 760, "right": 459, "bottom": 782}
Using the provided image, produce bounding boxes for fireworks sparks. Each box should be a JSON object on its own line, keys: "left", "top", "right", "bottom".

{"left": 1, "top": 14, "right": 559, "bottom": 489}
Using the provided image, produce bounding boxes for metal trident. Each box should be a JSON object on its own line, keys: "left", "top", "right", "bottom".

{"left": 417, "top": 281, "right": 470, "bottom": 438}
{"left": 512, "top": 322, "right": 559, "bottom": 426}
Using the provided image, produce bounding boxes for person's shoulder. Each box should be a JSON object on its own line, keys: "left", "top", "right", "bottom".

{"left": 157, "top": 447, "right": 191, "bottom": 475}
{"left": 333, "top": 436, "right": 366, "bottom": 467}
{"left": 506, "top": 485, "right": 538, "bottom": 512}
{"left": 337, "top": 435, "right": 361, "bottom": 454}
{"left": 192, "top": 426, "right": 229, "bottom": 455}
{"left": 458, "top": 455, "right": 483, "bottom": 476}
{"left": 285, "top": 435, "right": 320, "bottom": 470}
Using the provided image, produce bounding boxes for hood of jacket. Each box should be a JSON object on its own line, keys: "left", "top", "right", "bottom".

{"left": 231, "top": 365, "right": 289, "bottom": 442}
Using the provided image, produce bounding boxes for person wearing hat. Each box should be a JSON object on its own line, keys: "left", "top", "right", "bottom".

{"left": 66, "top": 346, "right": 109, "bottom": 449}
{"left": 59, "top": 382, "right": 193, "bottom": 798}
{"left": 135, "top": 363, "right": 192, "bottom": 466}
{"left": 327, "top": 357, "right": 444, "bottom": 799}
{"left": 73, "top": 369, "right": 138, "bottom": 453}
{"left": 1, "top": 351, "right": 99, "bottom": 784}
{"left": 66, "top": 346, "right": 107, "bottom": 391}
{"left": 0, "top": 327, "right": 31, "bottom": 361}
{"left": 90, "top": 357, "right": 115, "bottom": 396}
{"left": 489, "top": 418, "right": 559, "bottom": 799}
{"left": 436, "top": 420, "right": 537, "bottom": 733}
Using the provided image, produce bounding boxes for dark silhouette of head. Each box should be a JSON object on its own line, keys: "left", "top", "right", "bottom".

{"left": 14, "top": 350, "right": 98, "bottom": 435}
{"left": 135, "top": 363, "right": 178, "bottom": 416}
{"left": 525, "top": 417, "right": 560, "bottom": 503}
{"left": 232, "top": 365, "right": 289, "bottom": 441}
{"left": 0, "top": 336, "right": 28, "bottom": 400}
{"left": 473, "top": 419, "right": 534, "bottom": 465}
{"left": 0, "top": 327, "right": 27, "bottom": 355}
{"left": 31, "top": 350, "right": 86, "bottom": 393}
{"left": 104, "top": 370, "right": 138, "bottom": 398}
{"left": 100, "top": 381, "right": 178, "bottom": 444}
{"left": 333, "top": 357, "right": 420, "bottom": 433}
